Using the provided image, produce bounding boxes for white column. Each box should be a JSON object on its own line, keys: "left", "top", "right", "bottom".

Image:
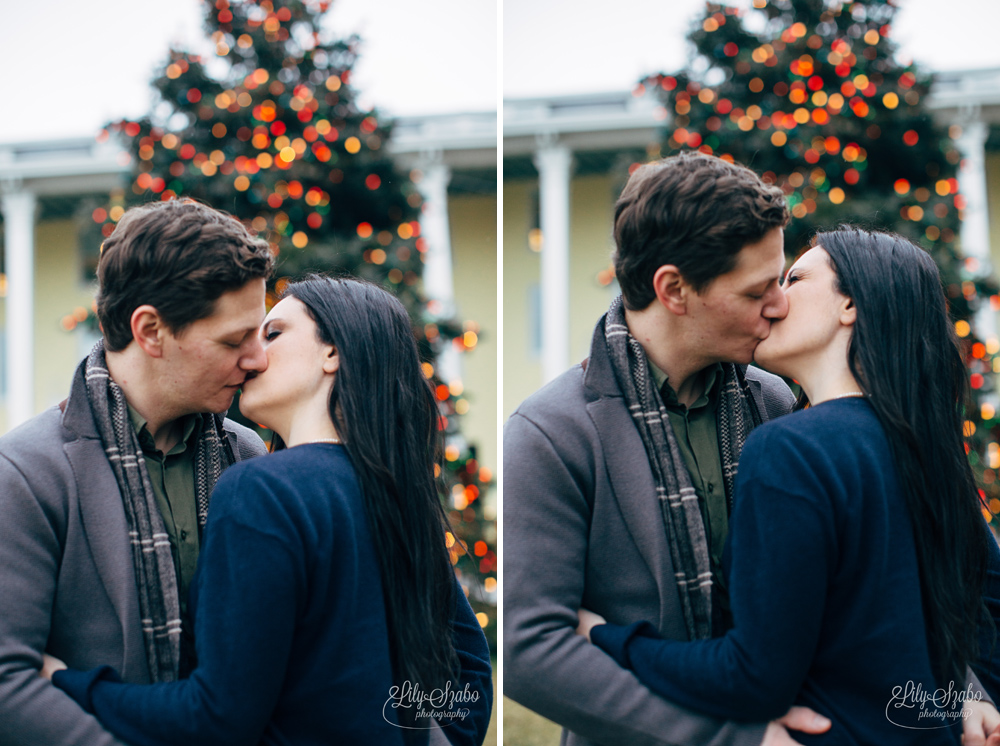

{"left": 416, "top": 155, "right": 461, "bottom": 384}
{"left": 957, "top": 117, "right": 996, "bottom": 343}
{"left": 1, "top": 190, "right": 37, "bottom": 430}
{"left": 534, "top": 143, "right": 572, "bottom": 384}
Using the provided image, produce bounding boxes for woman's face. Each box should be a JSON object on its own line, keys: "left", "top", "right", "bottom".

{"left": 238, "top": 296, "right": 337, "bottom": 433}
{"left": 753, "top": 246, "right": 852, "bottom": 379}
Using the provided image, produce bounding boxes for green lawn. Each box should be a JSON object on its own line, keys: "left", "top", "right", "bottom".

{"left": 502, "top": 696, "right": 561, "bottom": 746}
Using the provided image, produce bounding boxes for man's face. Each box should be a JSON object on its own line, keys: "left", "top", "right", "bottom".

{"left": 684, "top": 226, "right": 789, "bottom": 365}
{"left": 158, "top": 278, "right": 268, "bottom": 416}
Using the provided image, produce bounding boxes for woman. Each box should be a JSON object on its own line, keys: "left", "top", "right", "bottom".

{"left": 578, "top": 228, "right": 996, "bottom": 743}
{"left": 46, "top": 276, "right": 492, "bottom": 746}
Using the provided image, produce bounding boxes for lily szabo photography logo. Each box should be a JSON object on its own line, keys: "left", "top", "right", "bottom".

{"left": 886, "top": 680, "right": 981, "bottom": 729}
{"left": 383, "top": 680, "right": 481, "bottom": 729}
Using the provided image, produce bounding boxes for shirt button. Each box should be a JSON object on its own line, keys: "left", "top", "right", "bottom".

{"left": 180, "top": 530, "right": 188, "bottom": 541}
{"left": 707, "top": 483, "right": 715, "bottom": 493}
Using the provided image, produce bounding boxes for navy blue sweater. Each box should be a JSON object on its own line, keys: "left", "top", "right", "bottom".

{"left": 54, "top": 444, "right": 492, "bottom": 746}
{"left": 592, "top": 398, "right": 963, "bottom": 745}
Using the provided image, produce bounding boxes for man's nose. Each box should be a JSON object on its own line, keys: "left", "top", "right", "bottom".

{"left": 240, "top": 335, "right": 268, "bottom": 373}
{"left": 762, "top": 285, "right": 789, "bottom": 321}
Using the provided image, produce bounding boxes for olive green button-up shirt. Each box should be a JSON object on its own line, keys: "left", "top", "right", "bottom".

{"left": 126, "top": 404, "right": 201, "bottom": 618}
{"left": 649, "top": 361, "right": 731, "bottom": 621}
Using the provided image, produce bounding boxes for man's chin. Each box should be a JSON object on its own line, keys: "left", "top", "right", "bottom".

{"left": 727, "top": 347, "right": 757, "bottom": 366}
{"left": 211, "top": 392, "right": 238, "bottom": 415}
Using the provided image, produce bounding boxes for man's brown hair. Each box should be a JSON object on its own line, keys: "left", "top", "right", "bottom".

{"left": 96, "top": 199, "right": 275, "bottom": 351}
{"left": 612, "top": 152, "right": 789, "bottom": 310}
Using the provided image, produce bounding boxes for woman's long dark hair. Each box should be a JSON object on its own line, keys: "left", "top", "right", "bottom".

{"left": 275, "top": 275, "right": 458, "bottom": 720}
{"left": 813, "top": 227, "right": 990, "bottom": 688}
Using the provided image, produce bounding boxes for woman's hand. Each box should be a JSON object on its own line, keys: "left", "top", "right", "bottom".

{"left": 576, "top": 608, "right": 607, "bottom": 642}
{"left": 39, "top": 653, "right": 67, "bottom": 681}
{"left": 762, "top": 707, "right": 831, "bottom": 745}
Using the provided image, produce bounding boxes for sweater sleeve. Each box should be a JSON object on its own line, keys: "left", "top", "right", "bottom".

{"left": 52, "top": 468, "right": 301, "bottom": 746}
{"left": 439, "top": 583, "right": 494, "bottom": 746}
{"left": 973, "top": 521, "right": 1000, "bottom": 703}
{"left": 590, "top": 427, "right": 834, "bottom": 722}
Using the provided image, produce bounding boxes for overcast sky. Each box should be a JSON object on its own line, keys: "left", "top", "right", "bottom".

{"left": 0, "top": 0, "right": 498, "bottom": 143}
{"left": 504, "top": 0, "right": 1000, "bottom": 99}
{"left": 0, "top": 0, "right": 997, "bottom": 144}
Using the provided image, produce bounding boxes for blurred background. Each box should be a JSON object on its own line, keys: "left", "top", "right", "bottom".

{"left": 503, "top": 0, "right": 1000, "bottom": 742}
{"left": 0, "top": 1, "right": 497, "bottom": 735}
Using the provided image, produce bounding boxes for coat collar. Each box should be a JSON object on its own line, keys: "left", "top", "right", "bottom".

{"left": 581, "top": 312, "right": 623, "bottom": 400}
{"left": 60, "top": 357, "right": 102, "bottom": 440}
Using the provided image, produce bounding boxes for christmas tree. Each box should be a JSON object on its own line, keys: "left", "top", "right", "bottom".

{"left": 644, "top": 0, "right": 1000, "bottom": 526}
{"left": 76, "top": 0, "right": 495, "bottom": 642}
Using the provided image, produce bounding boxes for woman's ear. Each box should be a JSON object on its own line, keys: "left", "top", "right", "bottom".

{"left": 840, "top": 297, "right": 857, "bottom": 327}
{"left": 322, "top": 345, "right": 340, "bottom": 374}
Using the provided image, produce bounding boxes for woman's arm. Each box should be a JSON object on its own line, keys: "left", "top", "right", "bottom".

{"left": 588, "top": 431, "right": 835, "bottom": 722}
{"left": 52, "top": 470, "right": 301, "bottom": 746}
{"left": 439, "top": 583, "right": 493, "bottom": 746}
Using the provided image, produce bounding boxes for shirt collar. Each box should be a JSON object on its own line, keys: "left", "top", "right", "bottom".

{"left": 126, "top": 402, "right": 201, "bottom": 455}
{"left": 649, "top": 360, "right": 724, "bottom": 410}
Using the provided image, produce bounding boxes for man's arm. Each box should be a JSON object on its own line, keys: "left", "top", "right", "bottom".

{"left": 503, "top": 412, "right": 766, "bottom": 746}
{"left": 0, "top": 454, "right": 126, "bottom": 746}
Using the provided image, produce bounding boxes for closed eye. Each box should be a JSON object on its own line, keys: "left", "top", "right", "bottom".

{"left": 783, "top": 273, "right": 800, "bottom": 288}
{"left": 265, "top": 330, "right": 281, "bottom": 341}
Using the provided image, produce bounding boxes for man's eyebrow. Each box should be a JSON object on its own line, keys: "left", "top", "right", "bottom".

{"left": 225, "top": 324, "right": 261, "bottom": 340}
{"left": 750, "top": 274, "right": 781, "bottom": 290}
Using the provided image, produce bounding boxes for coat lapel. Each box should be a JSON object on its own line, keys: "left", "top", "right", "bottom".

{"left": 64, "top": 438, "right": 144, "bottom": 675}
{"left": 583, "top": 319, "right": 686, "bottom": 636}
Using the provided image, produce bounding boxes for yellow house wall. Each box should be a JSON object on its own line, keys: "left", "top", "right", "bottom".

{"left": 502, "top": 172, "right": 624, "bottom": 421}
{"left": 449, "top": 192, "right": 498, "bottom": 499}
{"left": 0, "top": 218, "right": 96, "bottom": 432}
{"left": 568, "top": 173, "right": 621, "bottom": 362}
{"left": 34, "top": 220, "right": 99, "bottom": 413}
{"left": 988, "top": 151, "right": 1000, "bottom": 317}
{"left": 501, "top": 179, "right": 539, "bottom": 421}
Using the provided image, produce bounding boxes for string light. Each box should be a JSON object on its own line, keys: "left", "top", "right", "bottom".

{"left": 648, "top": 0, "right": 997, "bottom": 524}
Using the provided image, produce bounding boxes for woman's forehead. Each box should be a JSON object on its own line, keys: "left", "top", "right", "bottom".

{"left": 791, "top": 246, "right": 829, "bottom": 271}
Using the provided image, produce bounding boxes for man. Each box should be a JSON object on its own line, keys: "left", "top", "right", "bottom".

{"left": 504, "top": 152, "right": 1000, "bottom": 746}
{"left": 0, "top": 199, "right": 491, "bottom": 746}
{"left": 0, "top": 199, "right": 274, "bottom": 745}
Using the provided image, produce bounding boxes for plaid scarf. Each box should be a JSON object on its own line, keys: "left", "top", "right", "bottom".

{"left": 603, "top": 296, "right": 761, "bottom": 640}
{"left": 83, "top": 340, "right": 235, "bottom": 681}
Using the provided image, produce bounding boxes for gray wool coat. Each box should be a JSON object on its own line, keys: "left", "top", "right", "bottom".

{"left": 503, "top": 319, "right": 796, "bottom": 746}
{"left": 0, "top": 361, "right": 267, "bottom": 746}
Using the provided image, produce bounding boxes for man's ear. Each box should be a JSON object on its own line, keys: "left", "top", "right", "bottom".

{"left": 322, "top": 345, "right": 340, "bottom": 374}
{"left": 130, "top": 305, "right": 167, "bottom": 358}
{"left": 652, "top": 264, "right": 689, "bottom": 315}
{"left": 840, "top": 297, "right": 857, "bottom": 327}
